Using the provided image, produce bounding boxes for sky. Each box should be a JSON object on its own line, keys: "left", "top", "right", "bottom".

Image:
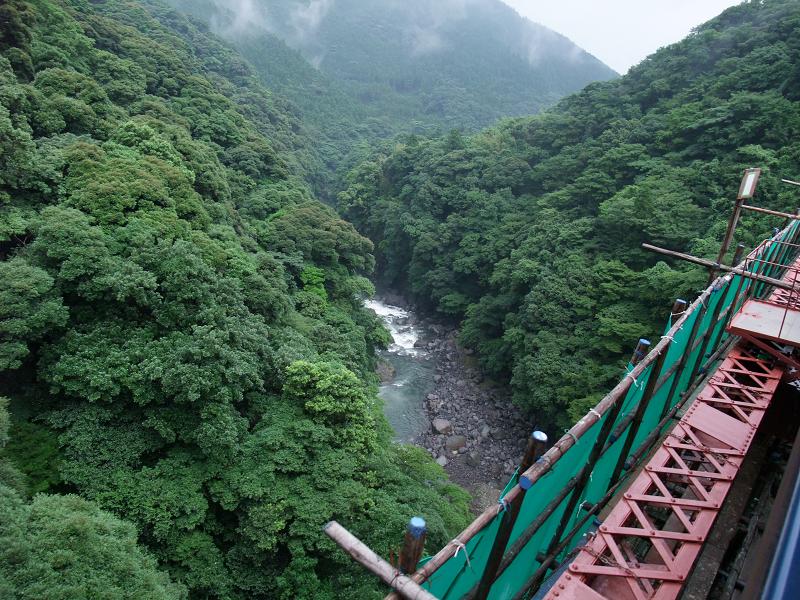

{"left": 502, "top": 0, "right": 743, "bottom": 73}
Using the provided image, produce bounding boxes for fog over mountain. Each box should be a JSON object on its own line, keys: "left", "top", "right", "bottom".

{"left": 169, "top": 0, "right": 617, "bottom": 134}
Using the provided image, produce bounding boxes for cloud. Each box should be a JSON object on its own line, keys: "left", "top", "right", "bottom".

{"left": 408, "top": 26, "right": 444, "bottom": 56}
{"left": 210, "top": 0, "right": 271, "bottom": 37}
{"left": 398, "top": 0, "right": 472, "bottom": 56}
{"left": 289, "top": 0, "right": 334, "bottom": 45}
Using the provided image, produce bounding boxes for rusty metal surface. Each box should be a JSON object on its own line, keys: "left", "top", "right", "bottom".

{"left": 546, "top": 345, "right": 784, "bottom": 600}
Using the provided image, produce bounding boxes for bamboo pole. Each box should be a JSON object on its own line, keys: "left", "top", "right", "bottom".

{"left": 472, "top": 431, "right": 548, "bottom": 600}
{"left": 400, "top": 518, "right": 427, "bottom": 575}
{"left": 684, "top": 280, "right": 729, "bottom": 393}
{"left": 659, "top": 293, "right": 712, "bottom": 419}
{"left": 544, "top": 342, "right": 633, "bottom": 554}
{"left": 323, "top": 521, "right": 439, "bottom": 600}
{"left": 630, "top": 336, "right": 738, "bottom": 469}
{"left": 489, "top": 476, "right": 576, "bottom": 582}
{"left": 608, "top": 331, "right": 671, "bottom": 487}
{"left": 510, "top": 337, "right": 739, "bottom": 600}
{"left": 642, "top": 244, "right": 797, "bottom": 291}
{"left": 379, "top": 227, "right": 800, "bottom": 600}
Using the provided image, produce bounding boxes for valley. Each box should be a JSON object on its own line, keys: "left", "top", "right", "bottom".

{"left": 2, "top": 0, "right": 799, "bottom": 598}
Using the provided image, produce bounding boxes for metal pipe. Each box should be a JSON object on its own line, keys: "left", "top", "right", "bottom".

{"left": 741, "top": 204, "right": 800, "bottom": 220}
{"left": 642, "top": 244, "right": 797, "bottom": 291}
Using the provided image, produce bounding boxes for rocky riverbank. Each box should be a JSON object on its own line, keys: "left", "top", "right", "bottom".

{"left": 367, "top": 292, "right": 534, "bottom": 512}
{"left": 412, "top": 323, "right": 532, "bottom": 512}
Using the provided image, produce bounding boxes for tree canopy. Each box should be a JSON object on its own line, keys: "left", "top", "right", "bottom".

{"left": 0, "top": 1, "right": 470, "bottom": 597}
{"left": 340, "top": 0, "right": 800, "bottom": 427}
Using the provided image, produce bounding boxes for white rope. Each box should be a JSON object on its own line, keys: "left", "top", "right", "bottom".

{"left": 625, "top": 371, "right": 640, "bottom": 388}
{"left": 451, "top": 538, "right": 472, "bottom": 570}
{"left": 661, "top": 335, "right": 674, "bottom": 342}
{"left": 589, "top": 408, "right": 601, "bottom": 419}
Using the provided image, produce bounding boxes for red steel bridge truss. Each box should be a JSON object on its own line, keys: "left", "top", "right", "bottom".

{"left": 549, "top": 253, "right": 800, "bottom": 600}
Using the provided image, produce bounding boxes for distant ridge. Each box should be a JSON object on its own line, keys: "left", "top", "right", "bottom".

{"left": 167, "top": 0, "right": 617, "bottom": 134}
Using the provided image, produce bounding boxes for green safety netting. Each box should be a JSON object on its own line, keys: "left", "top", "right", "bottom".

{"left": 420, "top": 221, "right": 800, "bottom": 600}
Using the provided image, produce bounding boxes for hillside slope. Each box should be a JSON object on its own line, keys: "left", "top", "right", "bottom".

{"left": 261, "top": 0, "right": 617, "bottom": 129}
{"left": 340, "top": 0, "right": 800, "bottom": 426}
{"left": 0, "top": 1, "right": 470, "bottom": 597}
{"left": 165, "top": 0, "right": 617, "bottom": 177}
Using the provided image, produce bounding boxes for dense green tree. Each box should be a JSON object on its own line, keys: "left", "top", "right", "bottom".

{"left": 341, "top": 0, "right": 800, "bottom": 427}
{"left": 0, "top": 1, "right": 471, "bottom": 597}
{"left": 164, "top": 0, "right": 617, "bottom": 201}
{"left": 0, "top": 398, "right": 185, "bottom": 599}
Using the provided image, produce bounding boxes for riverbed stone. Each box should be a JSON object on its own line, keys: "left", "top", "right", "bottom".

{"left": 445, "top": 435, "right": 467, "bottom": 452}
{"left": 436, "top": 455, "right": 448, "bottom": 467}
{"left": 467, "top": 451, "right": 481, "bottom": 467}
{"left": 375, "top": 360, "right": 396, "bottom": 383}
{"left": 432, "top": 418, "right": 453, "bottom": 435}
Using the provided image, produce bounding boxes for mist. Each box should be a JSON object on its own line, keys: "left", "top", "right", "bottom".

{"left": 209, "top": 0, "right": 271, "bottom": 37}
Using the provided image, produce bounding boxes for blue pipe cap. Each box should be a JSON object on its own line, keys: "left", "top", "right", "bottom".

{"left": 531, "top": 430, "right": 548, "bottom": 442}
{"left": 639, "top": 338, "right": 651, "bottom": 346}
{"left": 408, "top": 516, "right": 427, "bottom": 538}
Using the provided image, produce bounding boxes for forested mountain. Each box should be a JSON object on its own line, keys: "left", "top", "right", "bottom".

{"left": 165, "top": 0, "right": 617, "bottom": 190}
{"left": 340, "top": 0, "right": 800, "bottom": 427}
{"left": 0, "top": 1, "right": 470, "bottom": 598}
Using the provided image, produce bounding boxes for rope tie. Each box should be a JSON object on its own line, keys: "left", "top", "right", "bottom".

{"left": 564, "top": 430, "right": 579, "bottom": 445}
{"left": 661, "top": 335, "right": 674, "bottom": 342}
{"left": 589, "top": 408, "right": 601, "bottom": 419}
{"left": 452, "top": 538, "right": 472, "bottom": 570}
{"left": 498, "top": 497, "right": 509, "bottom": 512}
{"left": 625, "top": 371, "right": 640, "bottom": 388}
{"left": 389, "top": 570, "right": 402, "bottom": 588}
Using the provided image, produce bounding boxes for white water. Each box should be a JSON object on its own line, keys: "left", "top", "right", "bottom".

{"left": 364, "top": 299, "right": 423, "bottom": 355}
{"left": 365, "top": 298, "right": 436, "bottom": 442}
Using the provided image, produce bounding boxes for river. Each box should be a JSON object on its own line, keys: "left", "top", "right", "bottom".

{"left": 364, "top": 298, "right": 435, "bottom": 442}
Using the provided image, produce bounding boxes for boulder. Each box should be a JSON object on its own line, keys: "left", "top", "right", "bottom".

{"left": 445, "top": 435, "right": 467, "bottom": 452}
{"left": 467, "top": 451, "right": 481, "bottom": 467}
{"left": 432, "top": 418, "right": 453, "bottom": 435}
{"left": 436, "top": 455, "right": 448, "bottom": 467}
{"left": 375, "top": 360, "right": 396, "bottom": 383}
